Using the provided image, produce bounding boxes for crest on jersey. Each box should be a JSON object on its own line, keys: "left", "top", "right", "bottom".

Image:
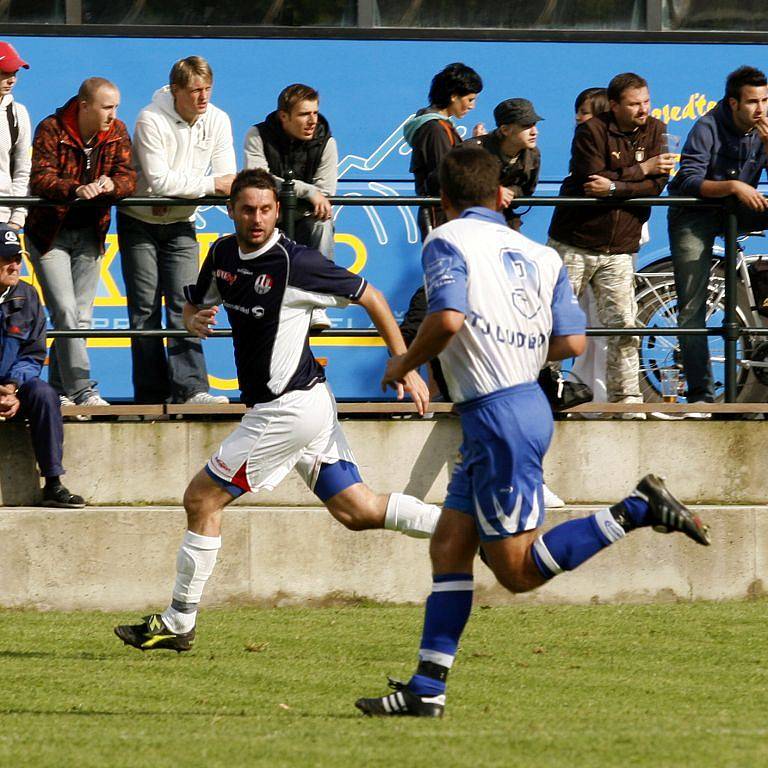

{"left": 254, "top": 273, "right": 273, "bottom": 295}
{"left": 499, "top": 248, "right": 542, "bottom": 320}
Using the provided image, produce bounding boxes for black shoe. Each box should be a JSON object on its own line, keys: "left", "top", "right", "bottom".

{"left": 355, "top": 677, "right": 445, "bottom": 717}
{"left": 41, "top": 484, "right": 85, "bottom": 509}
{"left": 114, "top": 613, "right": 195, "bottom": 653}
{"left": 634, "top": 474, "right": 711, "bottom": 546}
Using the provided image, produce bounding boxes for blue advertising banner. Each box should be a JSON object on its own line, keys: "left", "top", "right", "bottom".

{"left": 9, "top": 36, "right": 766, "bottom": 399}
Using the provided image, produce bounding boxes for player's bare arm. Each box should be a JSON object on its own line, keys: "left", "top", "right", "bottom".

{"left": 382, "top": 309, "right": 464, "bottom": 389}
{"left": 547, "top": 333, "right": 587, "bottom": 361}
{"left": 183, "top": 301, "right": 219, "bottom": 339}
{"left": 355, "top": 283, "right": 430, "bottom": 414}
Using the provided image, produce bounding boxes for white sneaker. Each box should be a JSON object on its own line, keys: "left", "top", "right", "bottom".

{"left": 618, "top": 411, "right": 647, "bottom": 420}
{"left": 682, "top": 411, "right": 712, "bottom": 420}
{"left": 59, "top": 393, "right": 89, "bottom": 421}
{"left": 542, "top": 484, "right": 565, "bottom": 508}
{"left": 185, "top": 392, "right": 230, "bottom": 405}
{"left": 79, "top": 394, "right": 110, "bottom": 407}
{"left": 310, "top": 308, "right": 332, "bottom": 331}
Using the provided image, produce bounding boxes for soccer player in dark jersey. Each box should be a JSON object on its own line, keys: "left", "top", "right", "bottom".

{"left": 114, "top": 168, "right": 441, "bottom": 652}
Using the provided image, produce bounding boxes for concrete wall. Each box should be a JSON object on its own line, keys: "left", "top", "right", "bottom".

{"left": 2, "top": 417, "right": 766, "bottom": 610}
{"left": 0, "top": 505, "right": 764, "bottom": 610}
{"left": 2, "top": 418, "right": 766, "bottom": 506}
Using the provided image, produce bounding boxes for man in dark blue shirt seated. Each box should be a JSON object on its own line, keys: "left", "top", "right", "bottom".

{"left": 114, "top": 168, "right": 441, "bottom": 654}
{"left": 0, "top": 224, "right": 84, "bottom": 507}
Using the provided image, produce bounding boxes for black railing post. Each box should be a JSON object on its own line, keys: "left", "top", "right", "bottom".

{"left": 280, "top": 169, "right": 297, "bottom": 239}
{"left": 723, "top": 199, "right": 739, "bottom": 403}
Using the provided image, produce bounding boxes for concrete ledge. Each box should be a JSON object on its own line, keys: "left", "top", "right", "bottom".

{"left": 0, "top": 505, "right": 763, "bottom": 610}
{"left": 2, "top": 418, "right": 767, "bottom": 506}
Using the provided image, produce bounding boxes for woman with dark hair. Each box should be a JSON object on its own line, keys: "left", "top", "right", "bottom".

{"left": 403, "top": 62, "right": 484, "bottom": 237}
{"left": 574, "top": 87, "right": 609, "bottom": 124}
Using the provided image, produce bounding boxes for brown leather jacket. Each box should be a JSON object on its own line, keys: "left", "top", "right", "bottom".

{"left": 27, "top": 96, "right": 136, "bottom": 254}
{"left": 548, "top": 112, "right": 667, "bottom": 254}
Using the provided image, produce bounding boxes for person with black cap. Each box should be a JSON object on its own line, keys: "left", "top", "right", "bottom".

{"left": 465, "top": 97, "right": 542, "bottom": 230}
{"left": 0, "top": 224, "right": 85, "bottom": 508}
{"left": 0, "top": 40, "right": 31, "bottom": 232}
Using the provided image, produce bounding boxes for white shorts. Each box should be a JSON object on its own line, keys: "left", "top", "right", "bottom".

{"left": 206, "top": 382, "right": 357, "bottom": 495}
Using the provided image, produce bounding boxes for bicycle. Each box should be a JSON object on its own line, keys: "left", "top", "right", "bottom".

{"left": 634, "top": 233, "right": 768, "bottom": 402}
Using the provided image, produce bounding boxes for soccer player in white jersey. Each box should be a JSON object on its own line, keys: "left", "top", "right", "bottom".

{"left": 114, "top": 168, "right": 442, "bottom": 653}
{"left": 355, "top": 147, "right": 711, "bottom": 718}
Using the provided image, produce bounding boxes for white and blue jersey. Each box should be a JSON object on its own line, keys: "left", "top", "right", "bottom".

{"left": 423, "top": 207, "right": 584, "bottom": 403}
{"left": 424, "top": 207, "right": 586, "bottom": 540}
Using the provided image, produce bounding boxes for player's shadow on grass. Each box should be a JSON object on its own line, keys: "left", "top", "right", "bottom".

{"left": 0, "top": 649, "right": 111, "bottom": 661}
{"left": 401, "top": 418, "right": 456, "bottom": 500}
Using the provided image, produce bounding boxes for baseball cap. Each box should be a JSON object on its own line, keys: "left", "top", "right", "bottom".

{"left": 0, "top": 224, "right": 22, "bottom": 262}
{"left": 493, "top": 98, "right": 543, "bottom": 127}
{"left": 0, "top": 41, "right": 29, "bottom": 73}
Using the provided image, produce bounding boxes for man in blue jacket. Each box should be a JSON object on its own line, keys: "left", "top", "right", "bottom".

{"left": 0, "top": 224, "right": 84, "bottom": 507}
{"left": 668, "top": 65, "right": 768, "bottom": 408}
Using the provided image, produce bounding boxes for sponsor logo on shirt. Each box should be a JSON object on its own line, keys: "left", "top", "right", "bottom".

{"left": 215, "top": 269, "right": 236, "bottom": 285}
{"left": 254, "top": 273, "right": 273, "bottom": 295}
{"left": 223, "top": 301, "right": 265, "bottom": 318}
{"left": 237, "top": 268, "right": 253, "bottom": 276}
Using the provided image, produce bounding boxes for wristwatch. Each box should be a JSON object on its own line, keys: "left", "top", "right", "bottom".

{"left": 608, "top": 182, "right": 617, "bottom": 197}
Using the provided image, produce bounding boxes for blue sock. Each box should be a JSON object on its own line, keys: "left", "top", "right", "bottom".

{"left": 407, "top": 573, "right": 473, "bottom": 696}
{"left": 531, "top": 508, "right": 626, "bottom": 579}
{"left": 617, "top": 495, "right": 651, "bottom": 527}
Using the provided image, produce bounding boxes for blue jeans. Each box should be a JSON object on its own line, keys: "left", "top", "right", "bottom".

{"left": 294, "top": 215, "right": 335, "bottom": 260}
{"left": 117, "top": 212, "right": 208, "bottom": 403}
{"left": 668, "top": 205, "right": 768, "bottom": 403}
{"left": 27, "top": 227, "right": 101, "bottom": 401}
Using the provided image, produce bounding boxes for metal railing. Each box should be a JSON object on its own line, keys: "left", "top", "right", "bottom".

{"left": 10, "top": 183, "right": 765, "bottom": 403}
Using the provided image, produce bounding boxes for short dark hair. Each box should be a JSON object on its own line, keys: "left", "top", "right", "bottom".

{"left": 574, "top": 87, "right": 609, "bottom": 116}
{"left": 725, "top": 65, "right": 768, "bottom": 101}
{"left": 428, "top": 63, "right": 483, "bottom": 109}
{"left": 230, "top": 168, "right": 278, "bottom": 206}
{"left": 439, "top": 146, "right": 500, "bottom": 212}
{"left": 607, "top": 73, "right": 648, "bottom": 103}
{"left": 278, "top": 83, "right": 319, "bottom": 113}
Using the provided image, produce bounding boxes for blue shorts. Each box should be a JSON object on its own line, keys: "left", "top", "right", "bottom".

{"left": 445, "top": 382, "right": 553, "bottom": 542}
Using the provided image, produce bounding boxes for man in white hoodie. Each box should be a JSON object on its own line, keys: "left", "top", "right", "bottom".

{"left": 0, "top": 41, "right": 31, "bottom": 231}
{"left": 117, "top": 56, "right": 236, "bottom": 405}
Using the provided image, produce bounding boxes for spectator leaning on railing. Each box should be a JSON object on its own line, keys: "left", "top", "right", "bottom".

{"left": 117, "top": 55, "right": 235, "bottom": 406}
{"left": 0, "top": 41, "right": 31, "bottom": 232}
{"left": 243, "top": 83, "right": 338, "bottom": 330}
{"left": 0, "top": 224, "right": 85, "bottom": 508}
{"left": 667, "top": 65, "right": 768, "bottom": 413}
{"left": 464, "top": 97, "right": 542, "bottom": 231}
{"left": 547, "top": 72, "right": 675, "bottom": 419}
{"left": 26, "top": 77, "right": 135, "bottom": 409}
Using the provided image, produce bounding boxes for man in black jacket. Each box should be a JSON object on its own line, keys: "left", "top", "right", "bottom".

{"left": 0, "top": 224, "right": 84, "bottom": 507}
{"left": 243, "top": 84, "right": 337, "bottom": 329}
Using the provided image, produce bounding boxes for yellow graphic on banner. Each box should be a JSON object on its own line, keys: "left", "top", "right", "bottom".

{"left": 651, "top": 92, "right": 718, "bottom": 124}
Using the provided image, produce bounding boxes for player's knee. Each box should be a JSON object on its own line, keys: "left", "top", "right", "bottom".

{"left": 183, "top": 481, "right": 214, "bottom": 521}
{"left": 333, "top": 507, "right": 375, "bottom": 531}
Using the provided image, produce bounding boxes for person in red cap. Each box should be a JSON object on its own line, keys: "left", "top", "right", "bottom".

{"left": 0, "top": 41, "right": 31, "bottom": 232}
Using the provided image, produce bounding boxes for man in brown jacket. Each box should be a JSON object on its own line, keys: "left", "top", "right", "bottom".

{"left": 547, "top": 72, "right": 674, "bottom": 417}
{"left": 26, "top": 77, "right": 135, "bottom": 408}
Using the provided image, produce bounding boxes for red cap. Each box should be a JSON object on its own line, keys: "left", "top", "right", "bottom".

{"left": 0, "top": 41, "right": 29, "bottom": 73}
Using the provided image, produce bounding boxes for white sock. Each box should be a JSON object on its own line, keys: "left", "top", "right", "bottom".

{"left": 161, "top": 530, "right": 221, "bottom": 634}
{"left": 384, "top": 493, "right": 441, "bottom": 538}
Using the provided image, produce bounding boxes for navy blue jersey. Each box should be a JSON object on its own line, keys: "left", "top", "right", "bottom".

{"left": 185, "top": 231, "right": 366, "bottom": 405}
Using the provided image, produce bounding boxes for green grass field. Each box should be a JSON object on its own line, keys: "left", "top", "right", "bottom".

{"left": 1, "top": 601, "right": 766, "bottom": 768}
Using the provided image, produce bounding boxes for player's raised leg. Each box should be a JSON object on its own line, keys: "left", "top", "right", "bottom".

{"left": 114, "top": 468, "right": 237, "bottom": 652}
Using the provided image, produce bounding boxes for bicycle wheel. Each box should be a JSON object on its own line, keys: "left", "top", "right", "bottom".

{"left": 634, "top": 257, "right": 754, "bottom": 402}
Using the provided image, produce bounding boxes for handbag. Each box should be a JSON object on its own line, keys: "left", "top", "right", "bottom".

{"left": 537, "top": 367, "right": 594, "bottom": 412}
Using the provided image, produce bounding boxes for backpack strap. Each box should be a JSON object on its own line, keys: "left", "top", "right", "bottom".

{"left": 438, "top": 119, "right": 457, "bottom": 147}
{"left": 6, "top": 102, "right": 18, "bottom": 178}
